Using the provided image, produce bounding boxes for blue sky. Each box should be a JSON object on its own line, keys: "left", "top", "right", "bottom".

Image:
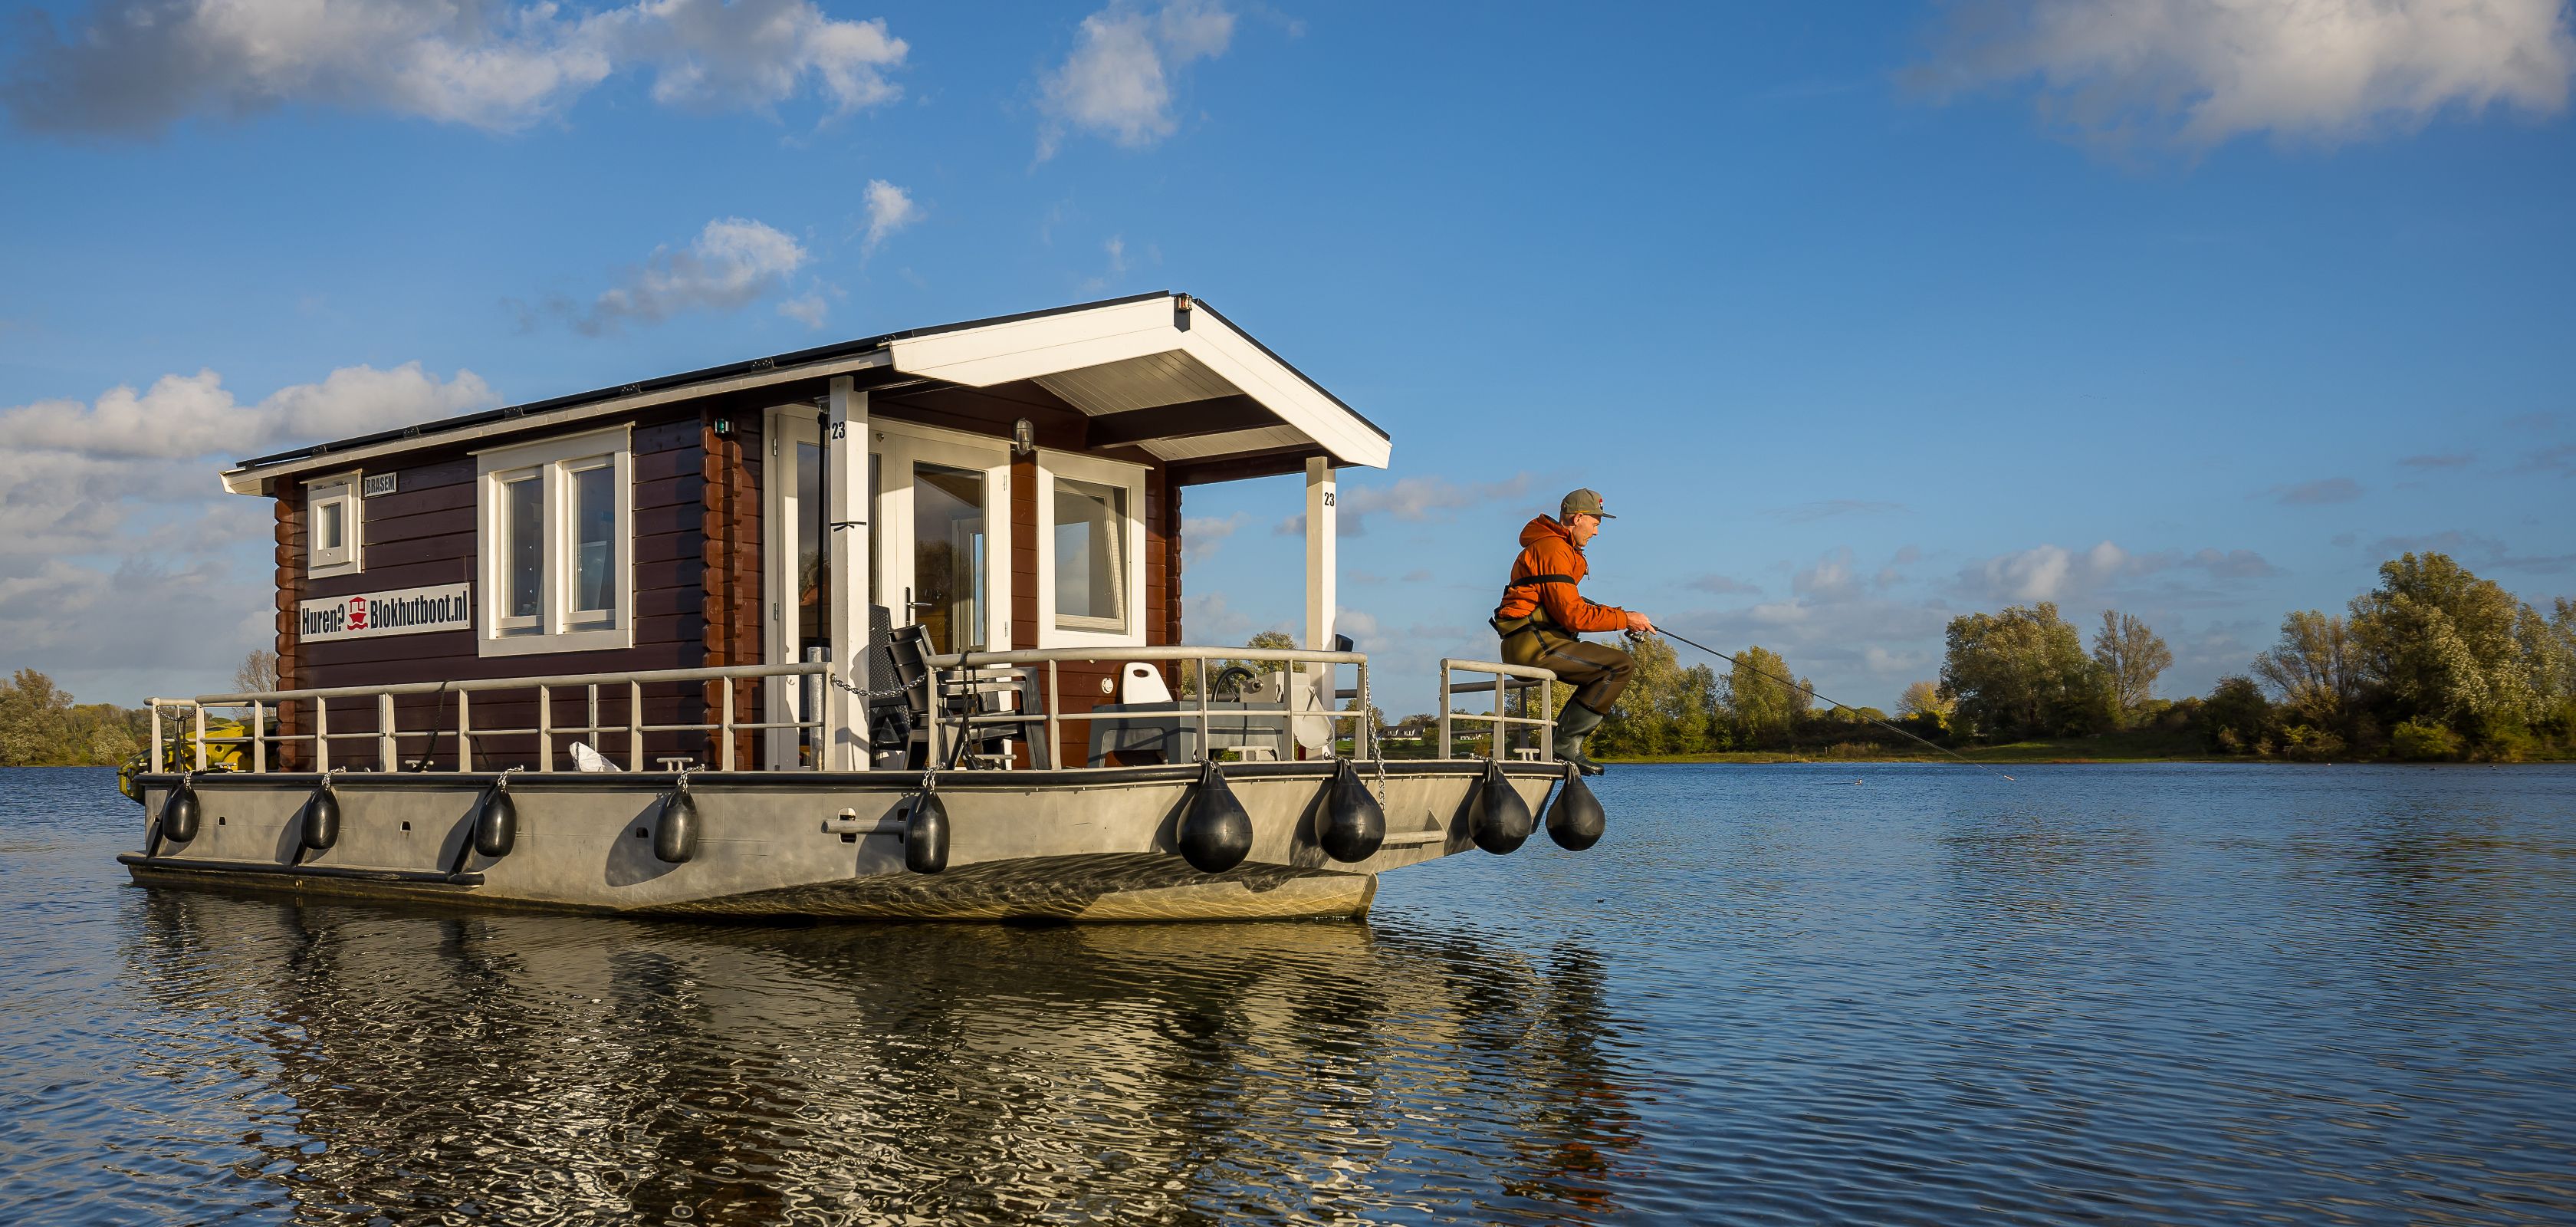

{"left": 3, "top": 0, "right": 2571, "bottom": 715}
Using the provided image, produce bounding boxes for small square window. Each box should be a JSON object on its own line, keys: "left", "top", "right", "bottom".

{"left": 306, "top": 474, "right": 361, "bottom": 577}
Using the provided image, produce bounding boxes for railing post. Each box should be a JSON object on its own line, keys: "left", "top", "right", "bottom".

{"left": 314, "top": 699, "right": 330, "bottom": 773}
{"left": 454, "top": 691, "right": 469, "bottom": 771}
{"left": 192, "top": 704, "right": 207, "bottom": 771}
{"left": 720, "top": 677, "right": 735, "bottom": 771}
{"left": 1539, "top": 672, "right": 1555, "bottom": 758}
{"left": 586, "top": 684, "right": 600, "bottom": 748}
{"left": 1195, "top": 663, "right": 1211, "bottom": 763}
{"left": 1438, "top": 668, "right": 1453, "bottom": 759}
{"left": 1045, "top": 662, "right": 1061, "bottom": 773}
{"left": 251, "top": 702, "right": 266, "bottom": 775}
{"left": 147, "top": 699, "right": 163, "bottom": 773}
{"left": 628, "top": 681, "right": 644, "bottom": 771}
{"left": 923, "top": 665, "right": 941, "bottom": 770}
{"left": 537, "top": 685, "right": 554, "bottom": 772}
{"left": 377, "top": 692, "right": 397, "bottom": 770}
{"left": 1357, "top": 662, "right": 1372, "bottom": 760}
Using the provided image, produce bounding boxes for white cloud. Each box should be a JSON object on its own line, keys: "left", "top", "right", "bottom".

{"left": 568, "top": 216, "right": 807, "bottom": 335}
{"left": 862, "top": 179, "right": 920, "bottom": 254}
{"left": 2, "top": 0, "right": 907, "bottom": 137}
{"left": 1917, "top": 0, "right": 2574, "bottom": 148}
{"left": 1181, "top": 512, "right": 1253, "bottom": 564}
{"left": 1792, "top": 548, "right": 1868, "bottom": 603}
{"left": 0, "top": 363, "right": 495, "bottom": 462}
{"left": 1037, "top": 0, "right": 1236, "bottom": 158}
{"left": 1953, "top": 539, "right": 2282, "bottom": 603}
{"left": 1956, "top": 540, "right": 2144, "bottom": 604}
{"left": 1276, "top": 473, "right": 1533, "bottom": 538}
{"left": 0, "top": 362, "right": 501, "bottom": 700}
{"left": 777, "top": 294, "right": 828, "bottom": 328}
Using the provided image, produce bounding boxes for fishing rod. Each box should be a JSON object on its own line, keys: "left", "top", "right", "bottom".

{"left": 1644, "top": 628, "right": 2017, "bottom": 782}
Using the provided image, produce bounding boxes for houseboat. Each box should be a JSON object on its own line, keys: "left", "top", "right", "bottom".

{"left": 122, "top": 294, "right": 1603, "bottom": 921}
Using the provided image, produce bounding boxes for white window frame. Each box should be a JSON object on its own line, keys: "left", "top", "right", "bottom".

{"left": 305, "top": 471, "right": 363, "bottom": 578}
{"left": 1036, "top": 449, "right": 1148, "bottom": 649}
{"left": 474, "top": 424, "right": 634, "bottom": 657}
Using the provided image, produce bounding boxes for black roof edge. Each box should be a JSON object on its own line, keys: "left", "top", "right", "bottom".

{"left": 228, "top": 290, "right": 1385, "bottom": 473}
{"left": 1184, "top": 298, "right": 1390, "bottom": 443}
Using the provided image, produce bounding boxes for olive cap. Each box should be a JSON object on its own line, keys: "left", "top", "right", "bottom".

{"left": 1560, "top": 488, "right": 1615, "bottom": 519}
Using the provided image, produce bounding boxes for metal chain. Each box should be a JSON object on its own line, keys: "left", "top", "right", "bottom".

{"left": 827, "top": 671, "right": 912, "bottom": 701}
{"left": 1358, "top": 673, "right": 1389, "bottom": 802}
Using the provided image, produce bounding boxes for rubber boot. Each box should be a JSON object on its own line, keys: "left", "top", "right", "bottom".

{"left": 1554, "top": 702, "right": 1608, "bottom": 777}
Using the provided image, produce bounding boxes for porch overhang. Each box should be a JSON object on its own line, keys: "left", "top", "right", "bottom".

{"left": 217, "top": 293, "right": 1387, "bottom": 496}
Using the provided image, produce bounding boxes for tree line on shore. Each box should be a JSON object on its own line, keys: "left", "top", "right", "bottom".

{"left": 1515, "top": 551, "right": 2574, "bottom": 762}
{"left": 0, "top": 653, "right": 277, "bottom": 768}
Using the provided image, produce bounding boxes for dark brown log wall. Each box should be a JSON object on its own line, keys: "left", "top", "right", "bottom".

{"left": 701, "top": 414, "right": 761, "bottom": 768}
{"left": 281, "top": 413, "right": 709, "bottom": 771}
{"left": 260, "top": 396, "right": 1192, "bottom": 773}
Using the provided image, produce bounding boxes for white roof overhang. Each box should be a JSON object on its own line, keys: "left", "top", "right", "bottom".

{"left": 889, "top": 295, "right": 1390, "bottom": 469}
{"left": 217, "top": 293, "right": 1384, "bottom": 496}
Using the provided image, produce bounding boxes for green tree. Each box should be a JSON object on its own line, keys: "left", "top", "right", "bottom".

{"left": 2251, "top": 610, "right": 2362, "bottom": 735}
{"left": 1939, "top": 603, "right": 2109, "bottom": 740}
{"left": 1721, "top": 645, "right": 1808, "bottom": 748}
{"left": 2197, "top": 676, "right": 2274, "bottom": 754}
{"left": 0, "top": 669, "right": 73, "bottom": 765}
{"left": 2091, "top": 610, "right": 2173, "bottom": 726}
{"left": 1591, "top": 636, "right": 1723, "bottom": 756}
{"left": 2348, "top": 552, "right": 2542, "bottom": 738}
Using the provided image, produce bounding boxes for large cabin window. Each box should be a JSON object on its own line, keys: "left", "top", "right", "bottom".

{"left": 1038, "top": 452, "right": 1146, "bottom": 646}
{"left": 475, "top": 426, "right": 632, "bottom": 656}
{"left": 305, "top": 472, "right": 363, "bottom": 577}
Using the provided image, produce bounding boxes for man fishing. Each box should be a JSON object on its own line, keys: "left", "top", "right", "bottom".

{"left": 1492, "top": 488, "right": 1655, "bottom": 775}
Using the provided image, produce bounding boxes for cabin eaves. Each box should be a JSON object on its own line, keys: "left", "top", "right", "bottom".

{"left": 220, "top": 292, "right": 1389, "bottom": 496}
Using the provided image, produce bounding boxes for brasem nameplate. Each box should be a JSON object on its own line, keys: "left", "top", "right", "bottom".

{"left": 297, "top": 583, "right": 472, "bottom": 642}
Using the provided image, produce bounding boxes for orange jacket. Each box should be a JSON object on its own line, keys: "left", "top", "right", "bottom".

{"left": 1495, "top": 515, "right": 1629, "bottom": 633}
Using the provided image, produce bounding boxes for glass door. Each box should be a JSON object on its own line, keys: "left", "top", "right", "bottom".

{"left": 769, "top": 416, "right": 1009, "bottom": 766}
{"left": 874, "top": 423, "right": 1011, "bottom": 654}
{"left": 911, "top": 464, "right": 986, "bottom": 653}
{"left": 767, "top": 413, "right": 826, "bottom": 768}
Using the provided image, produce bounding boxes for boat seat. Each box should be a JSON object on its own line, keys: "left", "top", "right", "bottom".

{"left": 1120, "top": 662, "right": 1172, "bottom": 704}
{"left": 885, "top": 628, "right": 1052, "bottom": 770}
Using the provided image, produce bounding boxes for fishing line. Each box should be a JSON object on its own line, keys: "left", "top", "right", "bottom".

{"left": 1646, "top": 629, "right": 2017, "bottom": 782}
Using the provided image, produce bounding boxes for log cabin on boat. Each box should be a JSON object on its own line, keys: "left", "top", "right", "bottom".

{"left": 123, "top": 294, "right": 1602, "bottom": 920}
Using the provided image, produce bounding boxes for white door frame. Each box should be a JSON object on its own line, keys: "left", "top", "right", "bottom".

{"left": 764, "top": 406, "right": 826, "bottom": 769}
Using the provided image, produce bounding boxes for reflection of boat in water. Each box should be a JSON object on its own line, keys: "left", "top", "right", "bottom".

{"left": 129, "top": 890, "right": 1646, "bottom": 1222}
{"left": 120, "top": 295, "right": 1604, "bottom": 920}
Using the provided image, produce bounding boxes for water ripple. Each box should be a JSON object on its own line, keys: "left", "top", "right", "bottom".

{"left": 4, "top": 764, "right": 2574, "bottom": 1224}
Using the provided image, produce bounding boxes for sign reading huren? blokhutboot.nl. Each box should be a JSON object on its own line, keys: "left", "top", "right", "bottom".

{"left": 297, "top": 584, "right": 472, "bottom": 642}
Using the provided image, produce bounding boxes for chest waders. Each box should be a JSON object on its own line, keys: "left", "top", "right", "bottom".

{"left": 1493, "top": 577, "right": 1635, "bottom": 777}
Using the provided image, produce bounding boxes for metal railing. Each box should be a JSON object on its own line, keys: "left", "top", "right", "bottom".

{"left": 141, "top": 646, "right": 1416, "bottom": 774}
{"left": 1437, "top": 658, "right": 1558, "bottom": 760}
{"left": 148, "top": 662, "right": 828, "bottom": 775}
{"left": 922, "top": 646, "right": 1372, "bottom": 769}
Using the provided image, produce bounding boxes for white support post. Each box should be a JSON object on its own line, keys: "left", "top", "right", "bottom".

{"left": 1303, "top": 456, "right": 1338, "bottom": 752}
{"left": 825, "top": 376, "right": 871, "bottom": 770}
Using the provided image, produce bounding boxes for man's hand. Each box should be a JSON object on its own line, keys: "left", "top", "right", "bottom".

{"left": 1625, "top": 610, "right": 1658, "bottom": 636}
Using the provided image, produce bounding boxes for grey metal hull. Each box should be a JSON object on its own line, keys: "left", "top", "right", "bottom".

{"left": 123, "top": 762, "right": 1566, "bottom": 921}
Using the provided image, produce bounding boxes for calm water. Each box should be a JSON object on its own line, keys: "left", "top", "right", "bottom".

{"left": 4, "top": 765, "right": 2574, "bottom": 1225}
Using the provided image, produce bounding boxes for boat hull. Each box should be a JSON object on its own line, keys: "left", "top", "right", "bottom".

{"left": 122, "top": 761, "right": 1566, "bottom": 921}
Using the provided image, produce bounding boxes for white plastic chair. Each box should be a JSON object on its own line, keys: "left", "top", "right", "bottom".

{"left": 1119, "top": 663, "right": 1172, "bottom": 704}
